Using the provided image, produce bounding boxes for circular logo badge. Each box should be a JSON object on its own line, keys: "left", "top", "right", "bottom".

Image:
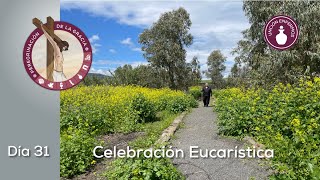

{"left": 264, "top": 15, "right": 299, "bottom": 50}
{"left": 23, "top": 20, "right": 92, "bottom": 90}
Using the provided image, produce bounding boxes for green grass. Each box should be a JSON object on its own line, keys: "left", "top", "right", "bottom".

{"left": 129, "top": 111, "right": 177, "bottom": 149}
{"left": 103, "top": 111, "right": 186, "bottom": 180}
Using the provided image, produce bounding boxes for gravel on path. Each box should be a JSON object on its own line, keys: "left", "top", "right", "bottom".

{"left": 171, "top": 104, "right": 271, "bottom": 180}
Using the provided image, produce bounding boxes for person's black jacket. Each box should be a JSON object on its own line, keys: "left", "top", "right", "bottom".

{"left": 202, "top": 86, "right": 212, "bottom": 97}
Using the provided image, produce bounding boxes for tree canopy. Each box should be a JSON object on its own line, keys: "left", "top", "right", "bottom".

{"left": 139, "top": 7, "right": 193, "bottom": 90}
{"left": 205, "top": 50, "right": 226, "bottom": 89}
{"left": 232, "top": 1, "right": 320, "bottom": 87}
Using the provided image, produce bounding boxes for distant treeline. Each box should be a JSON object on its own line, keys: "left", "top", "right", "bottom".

{"left": 81, "top": 62, "right": 201, "bottom": 90}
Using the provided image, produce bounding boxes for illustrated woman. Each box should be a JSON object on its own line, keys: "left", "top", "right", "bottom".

{"left": 40, "top": 21, "right": 69, "bottom": 81}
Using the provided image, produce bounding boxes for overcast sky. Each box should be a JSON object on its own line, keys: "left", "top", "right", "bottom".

{"left": 61, "top": 0, "right": 250, "bottom": 79}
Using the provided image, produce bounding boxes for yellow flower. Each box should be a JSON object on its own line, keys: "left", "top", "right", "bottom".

{"left": 306, "top": 81, "right": 313, "bottom": 87}
{"left": 291, "top": 118, "right": 300, "bottom": 127}
{"left": 275, "top": 133, "right": 283, "bottom": 141}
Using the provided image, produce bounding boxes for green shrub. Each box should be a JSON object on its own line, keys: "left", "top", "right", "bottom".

{"left": 60, "top": 86, "right": 194, "bottom": 134}
{"left": 131, "top": 93, "right": 157, "bottom": 123}
{"left": 60, "top": 104, "right": 116, "bottom": 135}
{"left": 167, "top": 96, "right": 190, "bottom": 113}
{"left": 60, "top": 129, "right": 101, "bottom": 178}
{"left": 189, "top": 86, "right": 202, "bottom": 100}
{"left": 188, "top": 95, "right": 199, "bottom": 108}
{"left": 214, "top": 78, "right": 320, "bottom": 179}
{"left": 104, "top": 155, "right": 185, "bottom": 180}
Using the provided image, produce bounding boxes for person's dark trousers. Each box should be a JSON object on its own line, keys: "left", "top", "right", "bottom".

{"left": 203, "top": 96, "right": 210, "bottom": 107}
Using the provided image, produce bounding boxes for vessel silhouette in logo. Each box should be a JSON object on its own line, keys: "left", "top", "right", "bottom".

{"left": 275, "top": 25, "right": 287, "bottom": 45}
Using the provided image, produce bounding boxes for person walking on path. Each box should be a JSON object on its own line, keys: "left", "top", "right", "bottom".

{"left": 201, "top": 83, "right": 212, "bottom": 107}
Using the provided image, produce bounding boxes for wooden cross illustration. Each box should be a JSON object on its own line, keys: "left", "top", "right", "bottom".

{"left": 32, "top": 17, "right": 63, "bottom": 81}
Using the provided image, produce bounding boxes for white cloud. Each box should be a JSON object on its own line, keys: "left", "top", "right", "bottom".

{"left": 89, "top": 67, "right": 112, "bottom": 76}
{"left": 61, "top": 1, "right": 250, "bottom": 78}
{"left": 90, "top": 59, "right": 148, "bottom": 75}
{"left": 61, "top": 1, "right": 173, "bottom": 27}
{"left": 89, "top": 34, "right": 100, "bottom": 43}
{"left": 93, "top": 59, "right": 148, "bottom": 68}
{"left": 93, "top": 60, "right": 123, "bottom": 66}
{"left": 91, "top": 43, "right": 101, "bottom": 54}
{"left": 109, "top": 48, "right": 116, "bottom": 53}
{"left": 120, "top": 37, "right": 133, "bottom": 46}
{"left": 130, "top": 61, "right": 148, "bottom": 68}
{"left": 131, "top": 47, "right": 142, "bottom": 52}
{"left": 120, "top": 37, "right": 142, "bottom": 52}
{"left": 89, "top": 34, "right": 101, "bottom": 54}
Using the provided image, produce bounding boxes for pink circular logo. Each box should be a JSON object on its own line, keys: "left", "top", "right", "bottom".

{"left": 23, "top": 20, "right": 92, "bottom": 90}
{"left": 264, "top": 15, "right": 299, "bottom": 50}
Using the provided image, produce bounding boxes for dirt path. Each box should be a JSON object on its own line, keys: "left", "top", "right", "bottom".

{"left": 171, "top": 103, "right": 271, "bottom": 180}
